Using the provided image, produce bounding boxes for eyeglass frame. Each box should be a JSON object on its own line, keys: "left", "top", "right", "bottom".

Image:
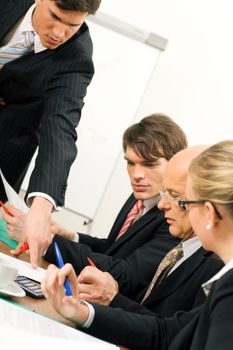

{"left": 178, "top": 199, "right": 223, "bottom": 220}
{"left": 159, "top": 189, "right": 183, "bottom": 205}
{"left": 159, "top": 190, "right": 223, "bottom": 220}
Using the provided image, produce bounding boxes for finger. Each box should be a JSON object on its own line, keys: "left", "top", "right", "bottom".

{"left": 77, "top": 266, "right": 99, "bottom": 284}
{"left": 10, "top": 244, "right": 23, "bottom": 256}
{"left": 28, "top": 237, "right": 51, "bottom": 269}
{"left": 78, "top": 292, "right": 95, "bottom": 302}
{"left": 58, "top": 264, "right": 79, "bottom": 295}
{"left": 43, "top": 264, "right": 60, "bottom": 295}
{"left": 77, "top": 282, "right": 95, "bottom": 294}
{"left": 2, "top": 211, "right": 15, "bottom": 224}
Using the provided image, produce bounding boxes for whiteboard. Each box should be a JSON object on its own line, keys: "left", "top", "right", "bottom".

{"left": 22, "top": 18, "right": 162, "bottom": 219}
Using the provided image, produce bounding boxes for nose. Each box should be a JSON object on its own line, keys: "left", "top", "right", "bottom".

{"left": 52, "top": 23, "right": 67, "bottom": 39}
{"left": 132, "top": 165, "right": 145, "bottom": 181}
{"left": 157, "top": 195, "right": 171, "bottom": 211}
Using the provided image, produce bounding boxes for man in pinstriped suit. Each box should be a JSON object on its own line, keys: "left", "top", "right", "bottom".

{"left": 0, "top": 0, "right": 101, "bottom": 267}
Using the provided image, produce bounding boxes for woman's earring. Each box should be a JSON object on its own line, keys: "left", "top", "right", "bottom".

{"left": 206, "top": 221, "right": 211, "bottom": 230}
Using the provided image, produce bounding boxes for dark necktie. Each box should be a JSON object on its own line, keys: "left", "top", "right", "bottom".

{"left": 116, "top": 200, "right": 144, "bottom": 240}
{"left": 141, "top": 242, "right": 183, "bottom": 303}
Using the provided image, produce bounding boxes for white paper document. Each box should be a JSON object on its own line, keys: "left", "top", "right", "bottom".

{"left": 0, "top": 252, "right": 45, "bottom": 282}
{"left": 0, "top": 298, "right": 118, "bottom": 349}
{"left": 0, "top": 169, "right": 28, "bottom": 212}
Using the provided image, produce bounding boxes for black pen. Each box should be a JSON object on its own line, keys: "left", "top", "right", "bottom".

{"left": 54, "top": 242, "right": 72, "bottom": 296}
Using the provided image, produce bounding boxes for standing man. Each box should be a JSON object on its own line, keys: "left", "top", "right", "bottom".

{"left": 0, "top": 0, "right": 101, "bottom": 267}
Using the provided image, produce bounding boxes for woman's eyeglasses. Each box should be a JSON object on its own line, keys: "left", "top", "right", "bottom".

{"left": 178, "top": 199, "right": 222, "bottom": 220}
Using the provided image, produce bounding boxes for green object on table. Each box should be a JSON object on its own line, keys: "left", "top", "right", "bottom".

{"left": 0, "top": 218, "right": 18, "bottom": 248}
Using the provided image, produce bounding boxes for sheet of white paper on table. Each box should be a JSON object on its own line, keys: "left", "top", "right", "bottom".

{"left": 0, "top": 252, "right": 45, "bottom": 282}
{"left": 0, "top": 169, "right": 28, "bottom": 213}
{"left": 0, "top": 298, "right": 118, "bottom": 349}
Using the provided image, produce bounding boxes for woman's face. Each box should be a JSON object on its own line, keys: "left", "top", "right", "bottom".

{"left": 185, "top": 177, "right": 211, "bottom": 250}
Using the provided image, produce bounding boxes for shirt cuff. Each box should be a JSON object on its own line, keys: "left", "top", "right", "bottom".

{"left": 26, "top": 192, "right": 62, "bottom": 212}
{"left": 72, "top": 232, "right": 79, "bottom": 243}
{"left": 80, "top": 301, "right": 95, "bottom": 328}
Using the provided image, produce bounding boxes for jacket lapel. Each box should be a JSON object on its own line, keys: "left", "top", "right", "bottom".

{"left": 144, "top": 247, "right": 206, "bottom": 304}
{"left": 106, "top": 204, "right": 159, "bottom": 254}
{"left": 0, "top": 0, "right": 33, "bottom": 45}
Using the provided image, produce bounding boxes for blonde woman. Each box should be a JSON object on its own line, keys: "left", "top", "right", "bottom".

{"left": 42, "top": 140, "right": 233, "bottom": 350}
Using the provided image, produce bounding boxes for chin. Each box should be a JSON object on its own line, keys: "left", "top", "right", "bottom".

{"left": 169, "top": 228, "right": 180, "bottom": 238}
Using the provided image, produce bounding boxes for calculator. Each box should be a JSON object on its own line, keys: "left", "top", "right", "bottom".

{"left": 15, "top": 275, "right": 44, "bottom": 299}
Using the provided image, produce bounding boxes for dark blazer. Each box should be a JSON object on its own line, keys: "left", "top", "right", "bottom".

{"left": 83, "top": 267, "right": 233, "bottom": 350}
{"left": 0, "top": 0, "right": 94, "bottom": 205}
{"left": 45, "top": 194, "right": 180, "bottom": 301}
{"left": 110, "top": 248, "right": 224, "bottom": 316}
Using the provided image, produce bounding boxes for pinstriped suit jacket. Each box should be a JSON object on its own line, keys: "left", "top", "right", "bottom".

{"left": 0, "top": 0, "right": 94, "bottom": 206}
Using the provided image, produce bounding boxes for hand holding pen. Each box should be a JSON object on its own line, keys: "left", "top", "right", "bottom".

{"left": 0, "top": 200, "right": 29, "bottom": 254}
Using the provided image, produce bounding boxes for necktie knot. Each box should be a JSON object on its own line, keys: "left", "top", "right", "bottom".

{"left": 23, "top": 31, "right": 35, "bottom": 50}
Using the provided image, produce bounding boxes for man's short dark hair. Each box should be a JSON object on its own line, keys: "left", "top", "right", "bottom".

{"left": 123, "top": 113, "right": 188, "bottom": 161}
{"left": 55, "top": 0, "right": 101, "bottom": 15}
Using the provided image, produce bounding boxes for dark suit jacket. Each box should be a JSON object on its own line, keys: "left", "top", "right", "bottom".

{"left": 45, "top": 194, "right": 180, "bottom": 301}
{"left": 110, "top": 248, "right": 224, "bottom": 316}
{"left": 0, "top": 0, "right": 94, "bottom": 205}
{"left": 82, "top": 267, "right": 233, "bottom": 350}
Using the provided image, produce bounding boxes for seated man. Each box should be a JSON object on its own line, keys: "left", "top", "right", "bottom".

{"left": 74, "top": 146, "right": 223, "bottom": 316}
{"left": 5, "top": 114, "right": 187, "bottom": 301}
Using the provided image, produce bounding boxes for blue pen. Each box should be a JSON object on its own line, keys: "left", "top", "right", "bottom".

{"left": 54, "top": 241, "right": 72, "bottom": 296}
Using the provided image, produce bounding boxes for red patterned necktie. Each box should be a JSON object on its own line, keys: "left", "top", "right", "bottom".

{"left": 116, "top": 200, "right": 144, "bottom": 240}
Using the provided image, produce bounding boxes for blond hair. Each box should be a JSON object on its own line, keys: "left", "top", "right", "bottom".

{"left": 188, "top": 140, "right": 233, "bottom": 216}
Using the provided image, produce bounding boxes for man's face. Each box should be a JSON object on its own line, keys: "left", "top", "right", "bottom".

{"left": 33, "top": 0, "right": 88, "bottom": 49}
{"left": 157, "top": 161, "right": 194, "bottom": 240}
{"left": 125, "top": 146, "right": 167, "bottom": 201}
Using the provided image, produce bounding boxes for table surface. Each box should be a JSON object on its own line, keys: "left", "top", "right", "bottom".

{"left": 0, "top": 241, "right": 75, "bottom": 327}
{"left": 0, "top": 241, "right": 127, "bottom": 349}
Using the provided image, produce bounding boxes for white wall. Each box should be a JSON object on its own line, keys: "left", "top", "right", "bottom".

{"left": 55, "top": 0, "right": 233, "bottom": 237}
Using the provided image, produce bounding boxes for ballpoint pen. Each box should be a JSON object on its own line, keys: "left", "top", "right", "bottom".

{"left": 0, "top": 200, "right": 14, "bottom": 217}
{"left": 54, "top": 241, "right": 72, "bottom": 296}
{"left": 87, "top": 257, "right": 96, "bottom": 268}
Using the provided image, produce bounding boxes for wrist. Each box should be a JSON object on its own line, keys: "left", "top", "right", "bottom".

{"left": 30, "top": 197, "right": 53, "bottom": 216}
{"left": 74, "top": 301, "right": 91, "bottom": 327}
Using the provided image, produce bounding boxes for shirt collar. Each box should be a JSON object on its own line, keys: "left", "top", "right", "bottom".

{"left": 181, "top": 236, "right": 202, "bottom": 256}
{"left": 144, "top": 194, "right": 160, "bottom": 212}
{"left": 202, "top": 257, "right": 233, "bottom": 296}
{"left": 19, "top": 4, "right": 47, "bottom": 53}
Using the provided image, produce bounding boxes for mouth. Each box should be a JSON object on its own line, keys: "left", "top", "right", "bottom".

{"left": 165, "top": 217, "right": 175, "bottom": 224}
{"left": 46, "top": 35, "right": 61, "bottom": 45}
{"left": 132, "top": 184, "right": 149, "bottom": 192}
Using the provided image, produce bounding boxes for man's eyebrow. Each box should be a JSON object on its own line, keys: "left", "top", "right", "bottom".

{"left": 49, "top": 8, "right": 81, "bottom": 26}
{"left": 142, "top": 159, "right": 159, "bottom": 164}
